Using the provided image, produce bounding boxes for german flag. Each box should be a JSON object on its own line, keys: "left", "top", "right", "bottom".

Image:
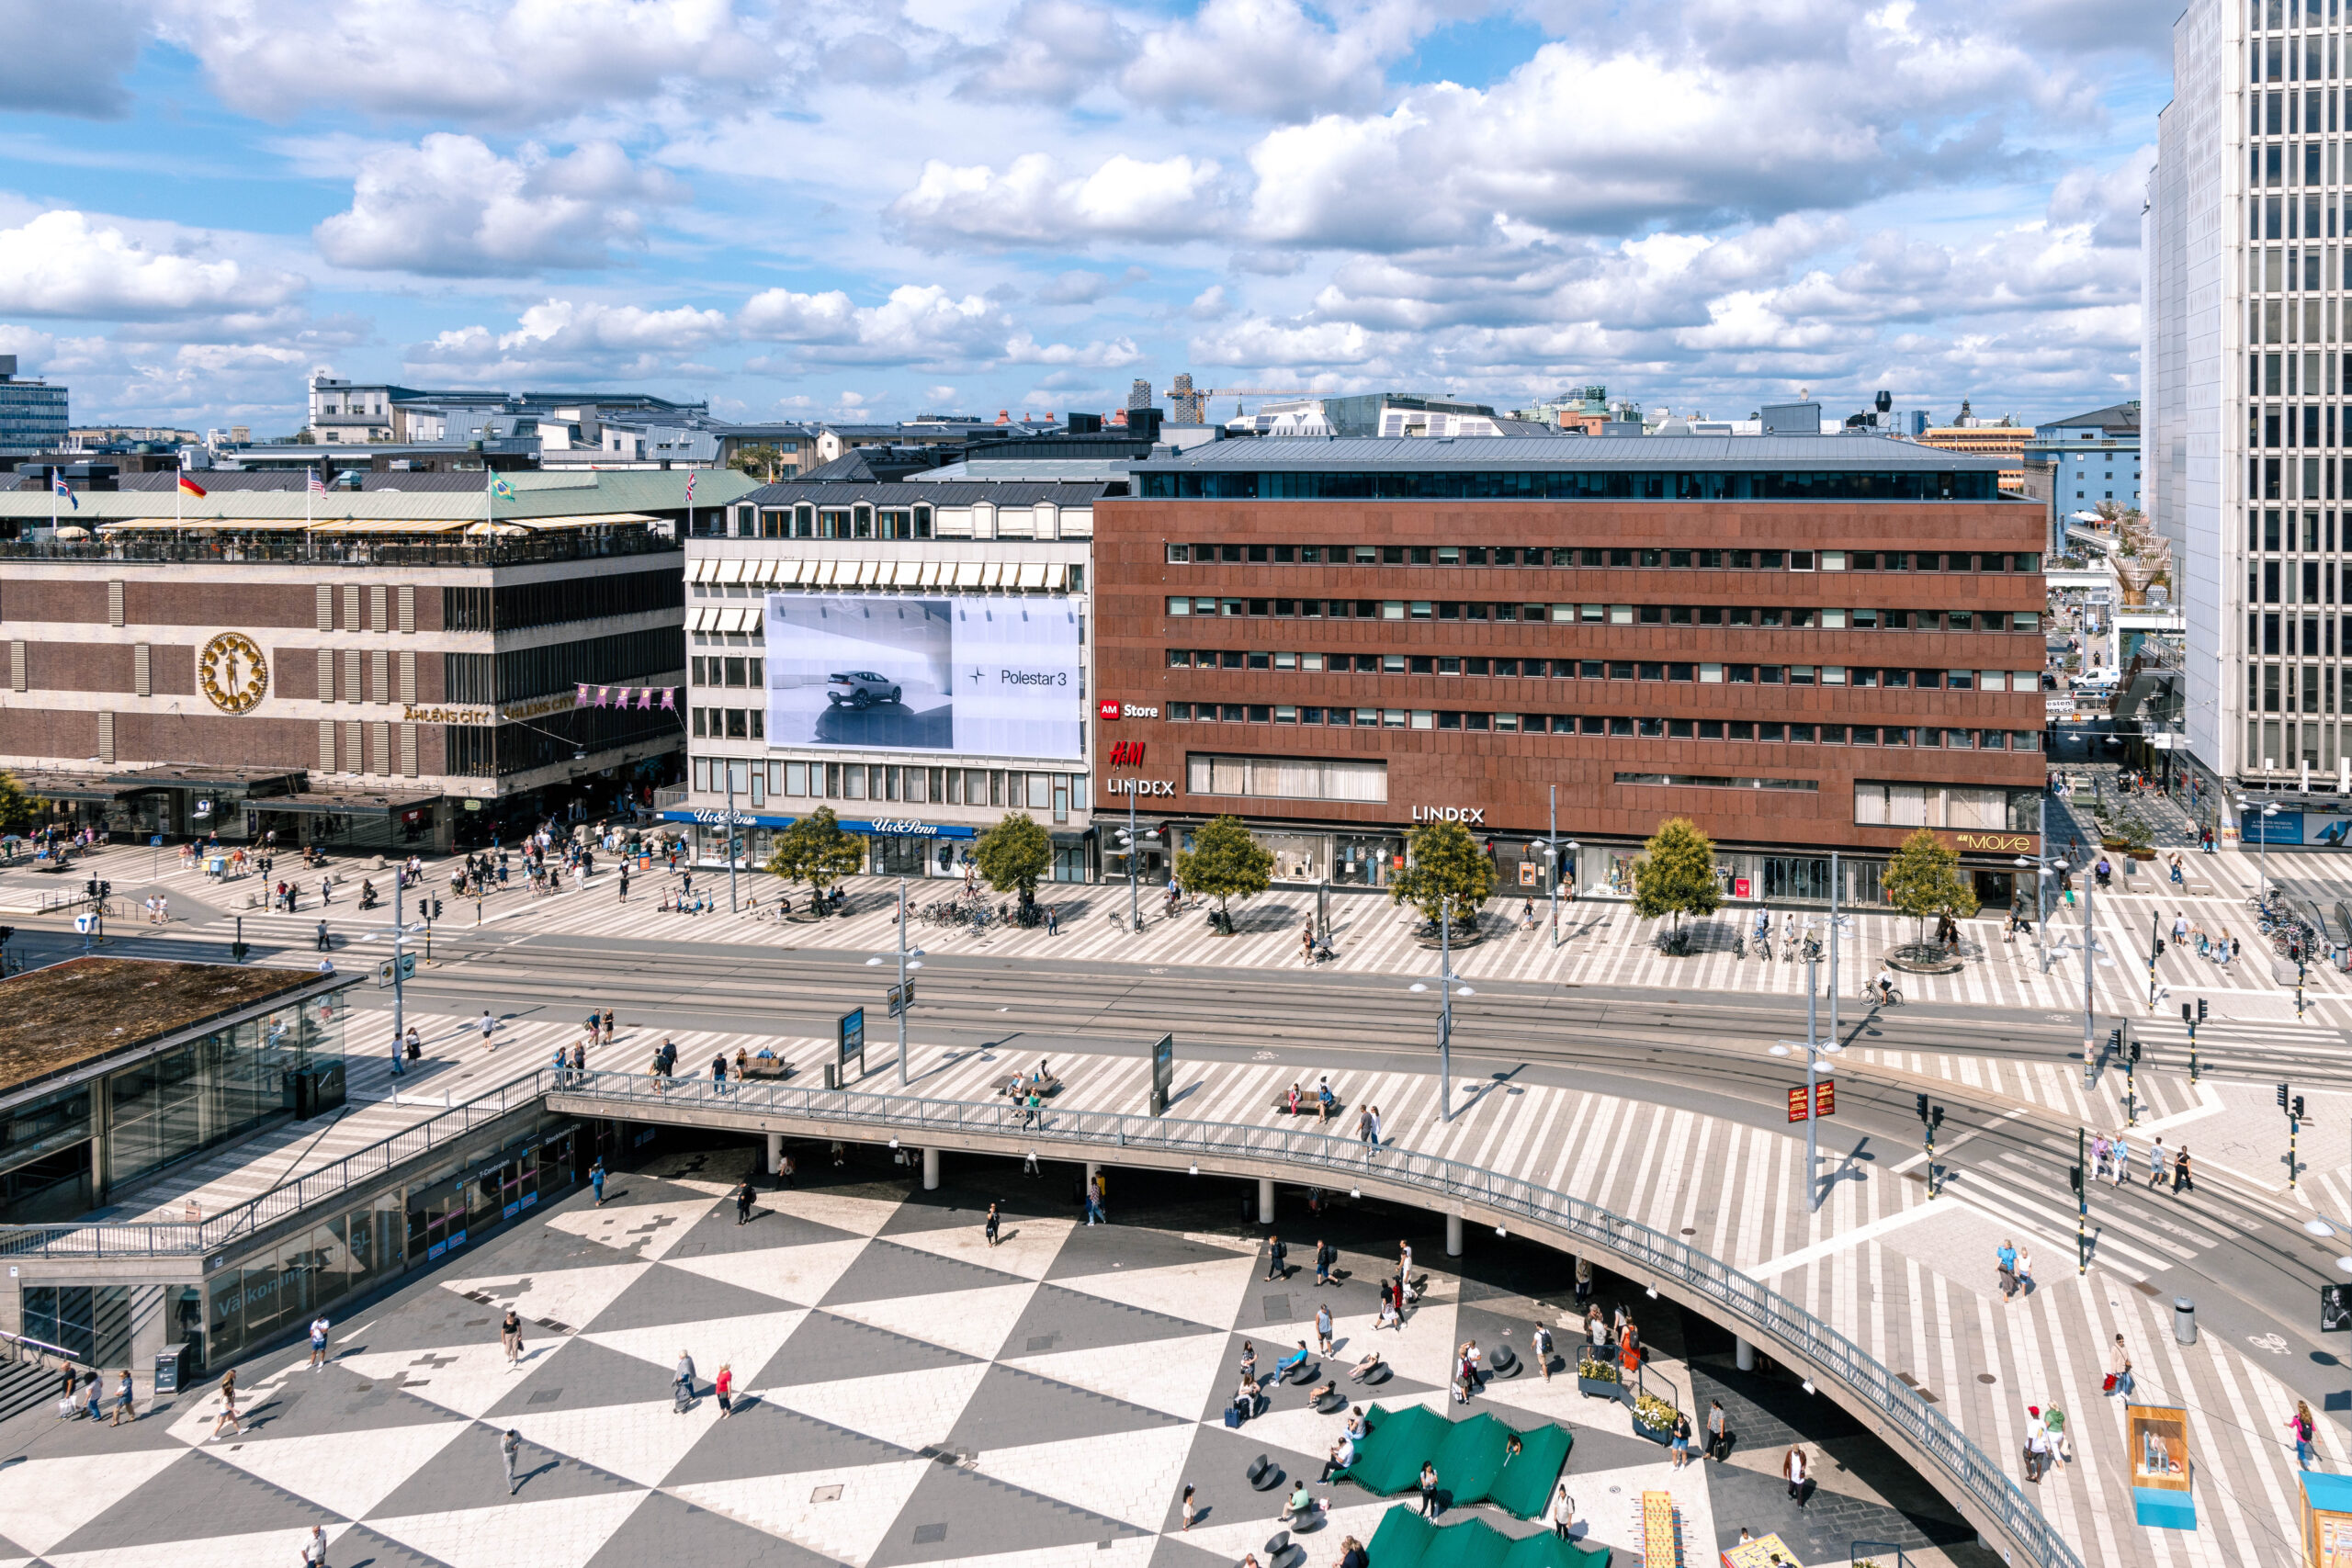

{"left": 176, "top": 472, "right": 207, "bottom": 498}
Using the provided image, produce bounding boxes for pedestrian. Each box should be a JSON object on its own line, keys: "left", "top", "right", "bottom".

{"left": 2110, "top": 1134, "right": 2130, "bottom": 1189}
{"left": 2106, "top": 1334, "right": 2134, "bottom": 1397}
{"left": 1180, "top": 1483, "right": 1196, "bottom": 1531}
{"left": 1574, "top": 1256, "right": 1592, "bottom": 1305}
{"left": 2044, "top": 1401, "right": 2070, "bottom": 1467}
{"left": 1418, "top": 1461, "right": 1440, "bottom": 1517}
{"left": 2147, "top": 1136, "right": 2167, "bottom": 1190}
{"left": 717, "top": 1363, "right": 735, "bottom": 1418}
{"left": 2023, "top": 1405, "right": 2047, "bottom": 1482}
{"left": 2292, "top": 1400, "right": 2318, "bottom": 1469}
{"left": 209, "top": 1371, "right": 242, "bottom": 1440}
{"left": 2014, "top": 1247, "right": 2034, "bottom": 1297}
{"left": 502, "top": 1308, "right": 524, "bottom": 1369}
{"left": 314, "top": 919, "right": 330, "bottom": 952}
{"left": 778, "top": 1151, "right": 796, "bottom": 1189}
{"left": 1995, "top": 1237, "right": 2018, "bottom": 1303}
{"left": 673, "top": 1350, "right": 695, "bottom": 1413}
{"left": 303, "top": 1524, "right": 330, "bottom": 1568}
{"left": 590, "top": 1157, "right": 606, "bottom": 1206}
{"left": 479, "top": 1010, "right": 496, "bottom": 1049}
{"left": 985, "top": 1201, "right": 1001, "bottom": 1247}
{"left": 601, "top": 1009, "right": 615, "bottom": 1045}
{"left": 2173, "top": 1145, "right": 2193, "bottom": 1194}
{"left": 1706, "top": 1398, "right": 1729, "bottom": 1461}
{"left": 308, "top": 1313, "right": 331, "bottom": 1371}
{"left": 1314, "top": 1237, "right": 1335, "bottom": 1286}
{"left": 503, "top": 1427, "right": 523, "bottom": 1495}
{"left": 1782, "top": 1446, "right": 1812, "bottom": 1506}
{"left": 1046, "top": 904, "right": 1058, "bottom": 935}
{"left": 2090, "top": 1133, "right": 2109, "bottom": 1179}
{"left": 108, "top": 1368, "right": 133, "bottom": 1425}
{"left": 1670, "top": 1406, "right": 1693, "bottom": 1469}
{"left": 1548, "top": 1482, "right": 1575, "bottom": 1540}
{"left": 1316, "top": 1302, "right": 1334, "bottom": 1355}
{"left": 1532, "top": 1322, "right": 1553, "bottom": 1382}
{"left": 1266, "top": 1234, "right": 1287, "bottom": 1282}
{"left": 735, "top": 1179, "right": 754, "bottom": 1225}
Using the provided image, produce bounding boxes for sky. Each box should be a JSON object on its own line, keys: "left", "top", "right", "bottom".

{"left": 0, "top": 0, "right": 2172, "bottom": 438}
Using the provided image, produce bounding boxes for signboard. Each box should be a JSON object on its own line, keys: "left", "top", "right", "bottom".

{"left": 1149, "top": 1032, "right": 1173, "bottom": 1117}
{"left": 1518, "top": 863, "right": 1540, "bottom": 886}
{"left": 375, "top": 953, "right": 416, "bottom": 988}
{"left": 1786, "top": 1087, "right": 1810, "bottom": 1123}
{"left": 1815, "top": 1080, "right": 1836, "bottom": 1118}
{"left": 2324, "top": 1282, "right": 2352, "bottom": 1334}
{"left": 765, "top": 593, "right": 1083, "bottom": 758}
{"left": 2128, "top": 1403, "right": 2194, "bottom": 1529}
{"left": 837, "top": 1008, "right": 865, "bottom": 1079}
{"left": 888, "top": 981, "right": 915, "bottom": 1018}
{"left": 2241, "top": 807, "right": 2352, "bottom": 847}
{"left": 1733, "top": 877, "right": 1752, "bottom": 898}
{"left": 2301, "top": 1472, "right": 2352, "bottom": 1568}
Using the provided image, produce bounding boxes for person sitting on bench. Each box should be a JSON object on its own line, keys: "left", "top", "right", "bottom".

{"left": 1276, "top": 1341, "right": 1311, "bottom": 1379}
{"left": 1231, "top": 1374, "right": 1261, "bottom": 1421}
{"left": 1307, "top": 1379, "right": 1338, "bottom": 1404}
{"left": 1349, "top": 1350, "right": 1383, "bottom": 1382}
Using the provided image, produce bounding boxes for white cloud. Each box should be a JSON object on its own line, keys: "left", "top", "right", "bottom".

{"left": 739, "top": 283, "right": 1007, "bottom": 365}
{"left": 315, "top": 135, "right": 685, "bottom": 276}
{"left": 160, "top": 0, "right": 783, "bottom": 126}
{"left": 0, "top": 0, "right": 150, "bottom": 118}
{"left": 956, "top": 0, "right": 1134, "bottom": 104}
{"left": 0, "top": 209, "right": 307, "bottom": 320}
{"left": 1119, "top": 0, "right": 1430, "bottom": 121}
{"left": 1002, "top": 333, "right": 1142, "bottom": 368}
{"left": 886, "top": 152, "right": 1226, "bottom": 251}
{"left": 1038, "top": 266, "right": 1148, "bottom": 304}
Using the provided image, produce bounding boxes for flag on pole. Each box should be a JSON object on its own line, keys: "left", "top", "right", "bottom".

{"left": 306, "top": 469, "right": 326, "bottom": 496}
{"left": 683, "top": 470, "right": 695, "bottom": 503}
{"left": 491, "top": 473, "right": 518, "bottom": 502}
{"left": 176, "top": 473, "right": 207, "bottom": 498}
{"left": 51, "top": 470, "right": 75, "bottom": 511}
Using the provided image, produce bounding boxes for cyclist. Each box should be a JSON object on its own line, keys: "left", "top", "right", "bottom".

{"left": 1871, "top": 966, "right": 1897, "bottom": 1006}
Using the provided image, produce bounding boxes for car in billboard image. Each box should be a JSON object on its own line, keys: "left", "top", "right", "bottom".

{"left": 827, "top": 671, "right": 903, "bottom": 708}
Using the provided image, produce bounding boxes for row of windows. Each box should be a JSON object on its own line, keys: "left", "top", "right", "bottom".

{"left": 1166, "top": 598, "right": 2041, "bottom": 631}
{"left": 2251, "top": 661, "right": 2352, "bottom": 711}
{"left": 700, "top": 505, "right": 935, "bottom": 541}
{"left": 2252, "top": 0, "right": 2335, "bottom": 37}
{"left": 2251, "top": 193, "right": 2336, "bottom": 241}
{"left": 1166, "top": 543, "right": 2041, "bottom": 573}
{"left": 436, "top": 571, "right": 684, "bottom": 634}
{"left": 1162, "top": 703, "right": 2043, "bottom": 750}
{"left": 690, "top": 758, "right": 1077, "bottom": 811}
{"left": 2250, "top": 454, "right": 2337, "bottom": 499}
{"left": 2254, "top": 29, "right": 2337, "bottom": 83}
{"left": 2253, "top": 85, "right": 2337, "bottom": 135}
{"left": 494, "top": 627, "right": 682, "bottom": 701}
{"left": 443, "top": 704, "right": 673, "bottom": 777}
{"left": 2251, "top": 141, "right": 2343, "bottom": 188}
{"left": 694, "top": 706, "right": 763, "bottom": 740}
{"left": 2250, "top": 558, "right": 2352, "bottom": 602}
{"left": 2250, "top": 610, "right": 2352, "bottom": 652}
{"left": 1166, "top": 650, "right": 2043, "bottom": 689}
{"left": 1138, "top": 469, "right": 2003, "bottom": 502}
{"left": 690, "top": 656, "right": 763, "bottom": 688}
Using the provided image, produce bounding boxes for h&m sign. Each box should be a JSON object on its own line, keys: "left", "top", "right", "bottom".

{"left": 1108, "top": 740, "right": 1147, "bottom": 767}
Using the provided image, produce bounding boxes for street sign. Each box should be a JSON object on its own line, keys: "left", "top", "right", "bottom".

{"left": 375, "top": 954, "right": 416, "bottom": 988}
{"left": 1149, "top": 1032, "right": 1174, "bottom": 1117}
{"left": 888, "top": 981, "right": 915, "bottom": 1018}
{"left": 1786, "top": 1087, "right": 1810, "bottom": 1123}
{"left": 838, "top": 1008, "right": 865, "bottom": 1079}
{"left": 2324, "top": 1283, "right": 2352, "bottom": 1333}
{"left": 1815, "top": 1080, "right": 1836, "bottom": 1118}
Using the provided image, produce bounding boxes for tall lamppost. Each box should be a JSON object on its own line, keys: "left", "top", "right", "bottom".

{"left": 1530, "top": 787, "right": 1576, "bottom": 950}
{"left": 865, "top": 876, "right": 925, "bottom": 1085}
{"left": 1770, "top": 947, "right": 1842, "bottom": 1213}
{"left": 2241, "top": 797, "right": 2280, "bottom": 903}
{"left": 1408, "top": 912, "right": 1474, "bottom": 1123}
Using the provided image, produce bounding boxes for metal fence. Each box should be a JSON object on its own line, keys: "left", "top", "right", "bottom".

{"left": 0, "top": 1078, "right": 544, "bottom": 1259}
{"left": 546, "top": 1068, "right": 2081, "bottom": 1568}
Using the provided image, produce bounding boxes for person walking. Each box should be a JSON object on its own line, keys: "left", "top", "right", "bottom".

{"left": 1705, "top": 1398, "right": 1729, "bottom": 1461}
{"left": 600, "top": 1009, "right": 615, "bottom": 1046}
{"left": 2147, "top": 1136, "right": 2168, "bottom": 1190}
{"left": 1316, "top": 1303, "right": 1334, "bottom": 1356}
{"left": 985, "top": 1202, "right": 1001, "bottom": 1247}
{"left": 503, "top": 1427, "right": 524, "bottom": 1495}
{"left": 1669, "top": 1406, "right": 1693, "bottom": 1469}
{"left": 314, "top": 919, "right": 331, "bottom": 952}
{"left": 209, "top": 1371, "right": 242, "bottom": 1441}
{"left": 2106, "top": 1334, "right": 2134, "bottom": 1397}
{"left": 2014, "top": 1247, "right": 2035, "bottom": 1298}
{"left": 2044, "top": 1401, "right": 2071, "bottom": 1468}
{"left": 1532, "top": 1322, "right": 1553, "bottom": 1382}
{"left": 2292, "top": 1400, "right": 2318, "bottom": 1469}
{"left": 735, "top": 1179, "right": 754, "bottom": 1226}
{"left": 2172, "top": 1145, "right": 2194, "bottom": 1194}
{"left": 1180, "top": 1483, "right": 1196, "bottom": 1531}
{"left": 502, "top": 1308, "right": 525, "bottom": 1369}
{"left": 1782, "top": 1446, "right": 1812, "bottom": 1506}
{"left": 303, "top": 1524, "right": 330, "bottom": 1568}
{"left": 1548, "top": 1481, "right": 1575, "bottom": 1540}
{"left": 2110, "top": 1133, "right": 2130, "bottom": 1190}
{"left": 590, "top": 1158, "right": 606, "bottom": 1207}
{"left": 1573, "top": 1256, "right": 1592, "bottom": 1306}
{"left": 479, "top": 1010, "right": 497, "bottom": 1050}
{"left": 1418, "top": 1461, "right": 1440, "bottom": 1517}
{"left": 1314, "top": 1237, "right": 1336, "bottom": 1287}
{"left": 308, "top": 1314, "right": 331, "bottom": 1371}
{"left": 1265, "top": 1234, "right": 1287, "bottom": 1282}
{"left": 716, "top": 1363, "right": 735, "bottom": 1419}
{"left": 672, "top": 1350, "right": 695, "bottom": 1414}
{"left": 1996, "top": 1238, "right": 2018, "bottom": 1305}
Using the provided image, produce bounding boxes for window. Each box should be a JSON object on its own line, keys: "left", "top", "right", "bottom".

{"left": 1188, "top": 754, "right": 1386, "bottom": 801}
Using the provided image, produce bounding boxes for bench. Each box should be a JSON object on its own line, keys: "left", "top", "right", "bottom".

{"left": 1270, "top": 1097, "right": 1345, "bottom": 1118}
{"left": 741, "top": 1059, "right": 793, "bottom": 1080}
{"left": 997, "top": 1075, "right": 1064, "bottom": 1100}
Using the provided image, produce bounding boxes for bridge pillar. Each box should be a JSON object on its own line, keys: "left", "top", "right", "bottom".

{"left": 1258, "top": 1178, "right": 1275, "bottom": 1224}
{"left": 922, "top": 1146, "right": 940, "bottom": 1191}
{"left": 1445, "top": 1213, "right": 1463, "bottom": 1257}
{"left": 1736, "top": 1336, "right": 1757, "bottom": 1372}
{"left": 765, "top": 1134, "right": 783, "bottom": 1175}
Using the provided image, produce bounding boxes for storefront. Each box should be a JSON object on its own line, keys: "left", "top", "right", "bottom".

{"left": 661, "top": 808, "right": 979, "bottom": 877}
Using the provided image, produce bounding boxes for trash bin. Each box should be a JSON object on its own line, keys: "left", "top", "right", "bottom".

{"left": 2173, "top": 1297, "right": 2197, "bottom": 1346}
{"left": 823, "top": 1062, "right": 841, "bottom": 1090}
{"left": 154, "top": 1341, "right": 192, "bottom": 1394}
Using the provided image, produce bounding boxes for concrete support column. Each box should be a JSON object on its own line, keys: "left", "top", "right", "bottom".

{"left": 1736, "top": 1336, "right": 1757, "bottom": 1372}
{"left": 922, "top": 1146, "right": 940, "bottom": 1191}
{"left": 1258, "top": 1178, "right": 1276, "bottom": 1224}
{"left": 1445, "top": 1213, "right": 1464, "bottom": 1257}
{"left": 765, "top": 1134, "right": 783, "bottom": 1175}
{"left": 1085, "top": 1161, "right": 1100, "bottom": 1191}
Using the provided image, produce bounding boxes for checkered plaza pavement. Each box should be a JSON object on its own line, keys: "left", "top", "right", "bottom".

{"left": 0, "top": 1148, "right": 1992, "bottom": 1568}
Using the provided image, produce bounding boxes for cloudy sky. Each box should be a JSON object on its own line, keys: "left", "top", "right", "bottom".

{"left": 0, "top": 0, "right": 2166, "bottom": 436}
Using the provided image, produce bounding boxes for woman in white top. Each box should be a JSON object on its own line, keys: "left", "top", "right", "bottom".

{"left": 1782, "top": 1446, "right": 1810, "bottom": 1505}
{"left": 1548, "top": 1481, "right": 1575, "bottom": 1540}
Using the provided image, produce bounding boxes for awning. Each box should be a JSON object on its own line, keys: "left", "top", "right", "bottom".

{"left": 9, "top": 773, "right": 141, "bottom": 803}
{"left": 253, "top": 791, "right": 444, "bottom": 818}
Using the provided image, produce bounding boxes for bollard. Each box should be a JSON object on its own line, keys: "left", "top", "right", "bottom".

{"left": 2173, "top": 1297, "right": 2197, "bottom": 1347}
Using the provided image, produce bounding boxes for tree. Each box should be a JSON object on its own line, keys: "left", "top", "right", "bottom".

{"left": 1176, "top": 815, "right": 1272, "bottom": 921}
{"left": 729, "top": 444, "right": 787, "bottom": 483}
{"left": 975, "top": 811, "right": 1052, "bottom": 907}
{"left": 765, "top": 807, "right": 865, "bottom": 908}
{"left": 1630, "top": 818, "right": 1722, "bottom": 931}
{"left": 1389, "top": 818, "right": 1494, "bottom": 934}
{"left": 0, "top": 772, "right": 38, "bottom": 838}
{"left": 1882, "top": 827, "right": 1980, "bottom": 943}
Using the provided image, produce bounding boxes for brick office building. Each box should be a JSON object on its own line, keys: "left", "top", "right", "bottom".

{"left": 0, "top": 470, "right": 749, "bottom": 848}
{"left": 1093, "top": 437, "right": 2049, "bottom": 907}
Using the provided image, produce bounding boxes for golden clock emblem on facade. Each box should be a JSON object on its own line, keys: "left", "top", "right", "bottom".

{"left": 198, "top": 632, "right": 268, "bottom": 714}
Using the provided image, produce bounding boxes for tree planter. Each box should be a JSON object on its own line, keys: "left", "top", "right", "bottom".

{"left": 1885, "top": 943, "right": 1963, "bottom": 975}
{"left": 1575, "top": 1362, "right": 1627, "bottom": 1402}
{"left": 1631, "top": 1416, "right": 1675, "bottom": 1447}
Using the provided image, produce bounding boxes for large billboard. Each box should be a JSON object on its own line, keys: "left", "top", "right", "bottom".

{"left": 763, "top": 593, "right": 1083, "bottom": 759}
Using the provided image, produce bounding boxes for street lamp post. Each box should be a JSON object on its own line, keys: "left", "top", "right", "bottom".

{"left": 1113, "top": 788, "right": 1154, "bottom": 934}
{"left": 1530, "top": 788, "right": 1576, "bottom": 950}
{"left": 724, "top": 764, "right": 740, "bottom": 914}
{"left": 1771, "top": 962, "right": 1841, "bottom": 1214}
{"left": 2244, "top": 797, "right": 2279, "bottom": 903}
{"left": 865, "top": 878, "right": 925, "bottom": 1087}
{"left": 1408, "top": 908, "right": 1474, "bottom": 1123}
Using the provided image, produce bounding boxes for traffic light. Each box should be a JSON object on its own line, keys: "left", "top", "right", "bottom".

{"left": 2108, "top": 1027, "right": 2122, "bottom": 1057}
{"left": 2296, "top": 1095, "right": 2309, "bottom": 1120}
{"left": 2280, "top": 1082, "right": 2292, "bottom": 1111}
{"left": 2154, "top": 937, "right": 2166, "bottom": 959}
{"left": 2129, "top": 1036, "right": 2142, "bottom": 1065}
{"left": 430, "top": 897, "right": 443, "bottom": 920}
{"left": 2180, "top": 1001, "right": 2193, "bottom": 1023}
{"left": 1929, "top": 1105, "right": 1945, "bottom": 1130}
{"left": 2197, "top": 998, "right": 2209, "bottom": 1022}
{"left": 84, "top": 877, "right": 97, "bottom": 898}
{"left": 2069, "top": 1164, "right": 2085, "bottom": 1196}
{"left": 1916, "top": 1092, "right": 1930, "bottom": 1122}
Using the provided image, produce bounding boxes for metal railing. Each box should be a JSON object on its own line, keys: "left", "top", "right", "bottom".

{"left": 545, "top": 1068, "right": 2082, "bottom": 1568}
{"left": 0, "top": 1076, "right": 545, "bottom": 1260}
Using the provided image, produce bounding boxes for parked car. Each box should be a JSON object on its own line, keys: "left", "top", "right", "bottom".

{"left": 827, "top": 671, "right": 901, "bottom": 708}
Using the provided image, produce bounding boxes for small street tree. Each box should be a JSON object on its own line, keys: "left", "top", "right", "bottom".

{"left": 0, "top": 772, "right": 38, "bottom": 838}
{"left": 1389, "top": 818, "right": 1494, "bottom": 935}
{"left": 1175, "top": 815, "right": 1272, "bottom": 927}
{"left": 765, "top": 807, "right": 865, "bottom": 909}
{"left": 1882, "top": 827, "right": 1979, "bottom": 944}
{"left": 975, "top": 811, "right": 1053, "bottom": 908}
{"left": 1631, "top": 818, "right": 1723, "bottom": 934}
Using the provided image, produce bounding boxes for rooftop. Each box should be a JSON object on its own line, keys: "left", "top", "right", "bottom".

{"left": 737, "top": 479, "right": 1121, "bottom": 507}
{"left": 0, "top": 467, "right": 755, "bottom": 524}
{"left": 0, "top": 958, "right": 327, "bottom": 1100}
{"left": 1135, "top": 434, "right": 2007, "bottom": 474}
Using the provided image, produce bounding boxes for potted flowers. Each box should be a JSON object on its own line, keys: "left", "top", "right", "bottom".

{"left": 1575, "top": 1353, "right": 1625, "bottom": 1403}
{"left": 1632, "top": 1390, "right": 1679, "bottom": 1445}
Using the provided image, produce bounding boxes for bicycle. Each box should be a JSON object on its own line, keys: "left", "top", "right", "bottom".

{"left": 1859, "top": 980, "right": 1905, "bottom": 1007}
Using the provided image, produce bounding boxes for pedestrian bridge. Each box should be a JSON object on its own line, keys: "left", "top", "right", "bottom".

{"left": 542, "top": 1067, "right": 2076, "bottom": 1568}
